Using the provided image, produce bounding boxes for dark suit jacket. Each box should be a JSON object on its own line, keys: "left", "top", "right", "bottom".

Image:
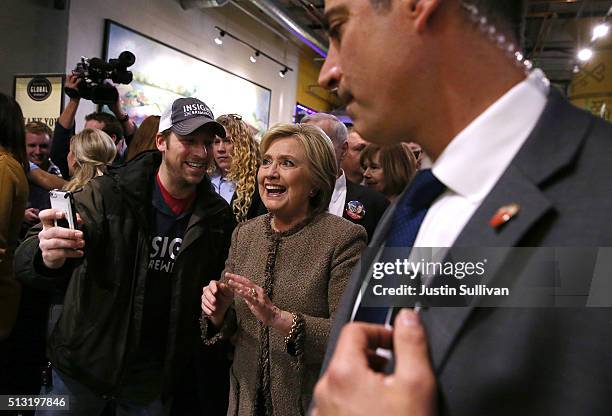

{"left": 342, "top": 180, "right": 389, "bottom": 242}
{"left": 320, "top": 89, "right": 612, "bottom": 415}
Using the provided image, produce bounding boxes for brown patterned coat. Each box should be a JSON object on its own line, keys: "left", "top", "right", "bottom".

{"left": 202, "top": 212, "right": 366, "bottom": 416}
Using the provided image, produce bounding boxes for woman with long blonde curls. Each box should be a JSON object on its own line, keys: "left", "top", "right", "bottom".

{"left": 65, "top": 128, "right": 116, "bottom": 192}
{"left": 210, "top": 114, "right": 266, "bottom": 222}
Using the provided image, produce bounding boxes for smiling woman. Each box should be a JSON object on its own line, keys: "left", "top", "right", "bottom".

{"left": 361, "top": 142, "right": 417, "bottom": 202}
{"left": 258, "top": 124, "right": 337, "bottom": 231}
{"left": 200, "top": 123, "right": 367, "bottom": 416}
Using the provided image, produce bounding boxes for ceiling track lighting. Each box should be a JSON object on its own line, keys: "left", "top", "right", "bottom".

{"left": 213, "top": 26, "right": 293, "bottom": 78}
{"left": 592, "top": 23, "right": 609, "bottom": 41}
{"left": 574, "top": 11, "right": 612, "bottom": 67}
{"left": 250, "top": 50, "right": 260, "bottom": 63}
{"left": 577, "top": 48, "right": 593, "bottom": 62}
{"left": 214, "top": 30, "right": 225, "bottom": 46}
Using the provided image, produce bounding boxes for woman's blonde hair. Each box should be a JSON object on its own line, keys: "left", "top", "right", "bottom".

{"left": 64, "top": 128, "right": 116, "bottom": 192}
{"left": 360, "top": 142, "right": 416, "bottom": 198}
{"left": 260, "top": 123, "right": 337, "bottom": 217}
{"left": 214, "top": 115, "right": 261, "bottom": 222}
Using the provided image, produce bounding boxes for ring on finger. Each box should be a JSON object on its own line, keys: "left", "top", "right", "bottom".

{"left": 250, "top": 288, "right": 257, "bottom": 298}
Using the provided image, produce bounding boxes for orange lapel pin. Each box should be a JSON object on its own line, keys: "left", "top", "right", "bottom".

{"left": 489, "top": 203, "right": 520, "bottom": 229}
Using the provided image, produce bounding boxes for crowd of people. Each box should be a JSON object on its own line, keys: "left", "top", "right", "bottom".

{"left": 0, "top": 85, "right": 395, "bottom": 415}
{"left": 1, "top": 0, "right": 612, "bottom": 415}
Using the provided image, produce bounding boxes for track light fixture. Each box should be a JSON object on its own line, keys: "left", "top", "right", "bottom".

{"left": 213, "top": 26, "right": 293, "bottom": 77}
{"left": 214, "top": 30, "right": 225, "bottom": 46}
{"left": 592, "top": 23, "right": 609, "bottom": 41}
{"left": 250, "top": 50, "right": 260, "bottom": 63}
{"left": 578, "top": 48, "right": 593, "bottom": 62}
{"left": 573, "top": 8, "right": 612, "bottom": 68}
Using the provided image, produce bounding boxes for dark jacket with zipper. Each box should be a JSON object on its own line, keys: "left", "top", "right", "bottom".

{"left": 15, "top": 151, "right": 236, "bottom": 412}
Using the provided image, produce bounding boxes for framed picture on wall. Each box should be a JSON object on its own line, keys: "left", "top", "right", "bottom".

{"left": 103, "top": 20, "right": 272, "bottom": 134}
{"left": 13, "top": 74, "right": 65, "bottom": 130}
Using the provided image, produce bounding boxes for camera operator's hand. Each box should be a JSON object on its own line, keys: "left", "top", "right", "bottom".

{"left": 64, "top": 74, "right": 82, "bottom": 100}
{"left": 59, "top": 74, "right": 83, "bottom": 130}
{"left": 38, "top": 209, "right": 85, "bottom": 269}
{"left": 107, "top": 84, "right": 137, "bottom": 137}
{"left": 107, "top": 84, "right": 122, "bottom": 115}
{"left": 65, "top": 74, "right": 81, "bottom": 91}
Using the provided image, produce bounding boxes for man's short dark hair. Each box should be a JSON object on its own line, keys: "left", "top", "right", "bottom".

{"left": 85, "top": 112, "right": 123, "bottom": 141}
{"left": 368, "top": 0, "right": 525, "bottom": 46}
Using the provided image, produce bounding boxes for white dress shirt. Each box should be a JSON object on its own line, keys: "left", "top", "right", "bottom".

{"left": 329, "top": 171, "right": 348, "bottom": 217}
{"left": 414, "top": 69, "right": 550, "bottom": 248}
{"left": 210, "top": 172, "right": 236, "bottom": 204}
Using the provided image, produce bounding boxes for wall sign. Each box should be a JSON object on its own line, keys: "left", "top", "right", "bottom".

{"left": 14, "top": 74, "right": 64, "bottom": 129}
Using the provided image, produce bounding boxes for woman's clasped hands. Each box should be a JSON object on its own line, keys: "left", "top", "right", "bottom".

{"left": 202, "top": 272, "right": 292, "bottom": 334}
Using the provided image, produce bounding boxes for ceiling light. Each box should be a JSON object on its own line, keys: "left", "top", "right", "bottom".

{"left": 212, "top": 27, "right": 293, "bottom": 77}
{"left": 578, "top": 48, "right": 593, "bottom": 62}
{"left": 214, "top": 31, "right": 225, "bottom": 46}
{"left": 592, "top": 23, "right": 609, "bottom": 41}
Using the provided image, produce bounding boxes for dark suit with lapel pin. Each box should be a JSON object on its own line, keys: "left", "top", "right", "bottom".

{"left": 321, "top": 89, "right": 612, "bottom": 415}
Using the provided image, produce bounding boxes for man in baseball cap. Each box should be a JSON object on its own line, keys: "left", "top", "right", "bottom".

{"left": 158, "top": 97, "right": 226, "bottom": 138}
{"left": 16, "top": 95, "right": 236, "bottom": 414}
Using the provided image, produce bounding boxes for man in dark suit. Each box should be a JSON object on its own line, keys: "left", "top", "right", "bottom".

{"left": 302, "top": 113, "right": 388, "bottom": 241}
{"left": 312, "top": 1, "right": 612, "bottom": 415}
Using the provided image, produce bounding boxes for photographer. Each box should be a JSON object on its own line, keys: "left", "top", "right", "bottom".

{"left": 51, "top": 74, "right": 137, "bottom": 178}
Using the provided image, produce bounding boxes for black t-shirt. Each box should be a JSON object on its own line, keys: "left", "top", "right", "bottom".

{"left": 121, "top": 178, "right": 192, "bottom": 402}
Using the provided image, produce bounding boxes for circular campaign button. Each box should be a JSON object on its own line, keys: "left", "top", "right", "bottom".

{"left": 27, "top": 77, "right": 52, "bottom": 101}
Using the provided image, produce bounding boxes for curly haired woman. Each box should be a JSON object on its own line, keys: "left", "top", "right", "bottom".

{"left": 210, "top": 114, "right": 266, "bottom": 222}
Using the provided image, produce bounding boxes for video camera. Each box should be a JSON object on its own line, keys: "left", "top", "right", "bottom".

{"left": 66, "top": 51, "right": 136, "bottom": 105}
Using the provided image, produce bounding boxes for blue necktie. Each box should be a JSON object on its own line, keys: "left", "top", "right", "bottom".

{"left": 354, "top": 169, "right": 446, "bottom": 323}
{"left": 386, "top": 169, "right": 446, "bottom": 247}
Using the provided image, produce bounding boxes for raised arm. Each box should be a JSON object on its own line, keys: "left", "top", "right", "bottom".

{"left": 51, "top": 74, "right": 80, "bottom": 178}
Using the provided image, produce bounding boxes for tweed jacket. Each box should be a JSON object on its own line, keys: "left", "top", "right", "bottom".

{"left": 0, "top": 151, "right": 28, "bottom": 339}
{"left": 202, "top": 212, "right": 366, "bottom": 416}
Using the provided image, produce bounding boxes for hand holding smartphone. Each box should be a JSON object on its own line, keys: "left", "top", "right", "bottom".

{"left": 49, "top": 190, "right": 78, "bottom": 229}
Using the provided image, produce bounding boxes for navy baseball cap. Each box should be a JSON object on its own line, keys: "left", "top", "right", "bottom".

{"left": 158, "top": 97, "right": 226, "bottom": 137}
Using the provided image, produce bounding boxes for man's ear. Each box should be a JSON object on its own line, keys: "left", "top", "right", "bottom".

{"left": 340, "top": 141, "right": 348, "bottom": 161}
{"left": 156, "top": 133, "right": 167, "bottom": 152}
{"left": 111, "top": 134, "right": 118, "bottom": 145}
{"left": 408, "top": 0, "right": 442, "bottom": 33}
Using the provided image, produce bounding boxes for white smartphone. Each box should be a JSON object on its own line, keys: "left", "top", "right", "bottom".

{"left": 49, "top": 190, "right": 78, "bottom": 229}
